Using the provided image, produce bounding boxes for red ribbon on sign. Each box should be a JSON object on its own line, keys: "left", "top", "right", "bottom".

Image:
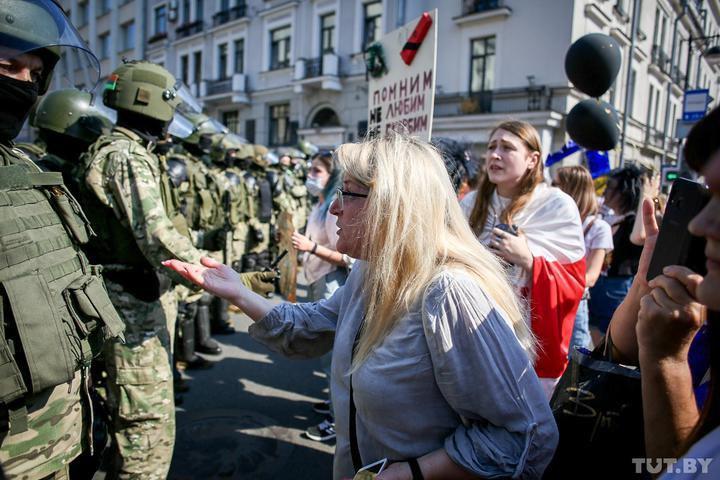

{"left": 400, "top": 12, "right": 433, "bottom": 66}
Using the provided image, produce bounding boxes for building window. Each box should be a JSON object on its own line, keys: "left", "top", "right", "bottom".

{"left": 217, "top": 43, "right": 228, "bottom": 79}
{"left": 121, "top": 21, "right": 135, "bottom": 51}
{"left": 469, "top": 36, "right": 495, "bottom": 94}
{"left": 98, "top": 32, "right": 110, "bottom": 59}
{"left": 270, "top": 26, "right": 291, "bottom": 70}
{"left": 234, "top": 38, "right": 244, "bottom": 74}
{"left": 97, "top": 0, "right": 111, "bottom": 15}
{"left": 193, "top": 51, "right": 202, "bottom": 86}
{"left": 320, "top": 12, "right": 335, "bottom": 54}
{"left": 182, "top": 0, "right": 191, "bottom": 24}
{"left": 269, "top": 103, "right": 290, "bottom": 146}
{"left": 78, "top": 1, "right": 89, "bottom": 26}
{"left": 154, "top": 5, "right": 167, "bottom": 35}
{"left": 195, "top": 0, "right": 204, "bottom": 21}
{"left": 222, "top": 111, "right": 239, "bottom": 133}
{"left": 180, "top": 54, "right": 189, "bottom": 85}
{"left": 363, "top": 1, "right": 382, "bottom": 50}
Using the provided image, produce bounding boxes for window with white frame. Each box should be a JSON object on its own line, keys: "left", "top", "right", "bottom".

{"left": 362, "top": 1, "right": 382, "bottom": 50}
{"left": 234, "top": 38, "right": 244, "bottom": 74}
{"left": 217, "top": 43, "right": 228, "bottom": 79}
{"left": 98, "top": 32, "right": 110, "bottom": 59}
{"left": 469, "top": 36, "right": 495, "bottom": 94}
{"left": 193, "top": 51, "right": 202, "bottom": 85}
{"left": 270, "top": 26, "right": 291, "bottom": 70}
{"left": 320, "top": 12, "right": 335, "bottom": 54}
{"left": 121, "top": 21, "right": 135, "bottom": 51}
{"left": 269, "top": 103, "right": 290, "bottom": 145}
{"left": 154, "top": 5, "right": 167, "bottom": 35}
{"left": 180, "top": 54, "right": 189, "bottom": 85}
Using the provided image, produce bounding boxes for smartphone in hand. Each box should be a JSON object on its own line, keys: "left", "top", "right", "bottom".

{"left": 353, "top": 458, "right": 388, "bottom": 480}
{"left": 646, "top": 178, "right": 710, "bottom": 281}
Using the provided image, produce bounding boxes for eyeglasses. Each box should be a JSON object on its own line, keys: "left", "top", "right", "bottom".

{"left": 335, "top": 188, "right": 368, "bottom": 209}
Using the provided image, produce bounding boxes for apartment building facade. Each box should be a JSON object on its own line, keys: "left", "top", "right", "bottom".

{"left": 57, "top": 0, "right": 720, "bottom": 170}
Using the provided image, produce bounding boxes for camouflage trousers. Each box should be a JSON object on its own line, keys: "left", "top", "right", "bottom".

{"left": 0, "top": 371, "right": 84, "bottom": 480}
{"left": 103, "top": 280, "right": 177, "bottom": 480}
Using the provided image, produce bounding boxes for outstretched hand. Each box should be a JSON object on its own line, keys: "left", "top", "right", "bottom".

{"left": 162, "top": 256, "right": 243, "bottom": 301}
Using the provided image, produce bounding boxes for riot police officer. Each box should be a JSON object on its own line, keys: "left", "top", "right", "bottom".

{"left": 0, "top": 1, "right": 125, "bottom": 478}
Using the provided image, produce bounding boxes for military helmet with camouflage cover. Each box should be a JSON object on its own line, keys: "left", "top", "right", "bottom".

{"left": 210, "top": 132, "right": 254, "bottom": 164}
{"left": 103, "top": 60, "right": 180, "bottom": 122}
{"left": 30, "top": 88, "right": 115, "bottom": 143}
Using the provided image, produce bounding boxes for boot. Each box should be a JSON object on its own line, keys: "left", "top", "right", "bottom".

{"left": 209, "top": 294, "right": 235, "bottom": 335}
{"left": 198, "top": 295, "right": 224, "bottom": 352}
{"left": 179, "top": 302, "right": 214, "bottom": 369}
{"left": 173, "top": 362, "right": 190, "bottom": 393}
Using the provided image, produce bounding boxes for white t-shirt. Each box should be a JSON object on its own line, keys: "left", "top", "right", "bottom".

{"left": 582, "top": 215, "right": 614, "bottom": 258}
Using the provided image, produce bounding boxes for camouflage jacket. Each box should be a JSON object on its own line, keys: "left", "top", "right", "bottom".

{"left": 82, "top": 127, "right": 201, "bottom": 287}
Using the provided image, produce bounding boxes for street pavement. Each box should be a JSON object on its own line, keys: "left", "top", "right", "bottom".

{"left": 168, "top": 276, "right": 335, "bottom": 479}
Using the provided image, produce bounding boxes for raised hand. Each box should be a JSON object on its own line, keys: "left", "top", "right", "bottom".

{"left": 637, "top": 265, "right": 705, "bottom": 362}
{"left": 291, "top": 230, "right": 315, "bottom": 252}
{"left": 162, "top": 256, "right": 243, "bottom": 301}
{"left": 634, "top": 198, "right": 661, "bottom": 292}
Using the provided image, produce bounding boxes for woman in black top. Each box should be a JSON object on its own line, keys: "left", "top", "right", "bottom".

{"left": 589, "top": 166, "right": 644, "bottom": 341}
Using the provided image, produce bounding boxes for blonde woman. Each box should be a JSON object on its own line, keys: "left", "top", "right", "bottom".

{"left": 461, "top": 120, "right": 586, "bottom": 396}
{"left": 553, "top": 166, "right": 613, "bottom": 350}
{"left": 164, "top": 133, "right": 557, "bottom": 479}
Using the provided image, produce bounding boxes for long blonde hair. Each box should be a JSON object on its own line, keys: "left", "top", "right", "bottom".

{"left": 335, "top": 133, "right": 535, "bottom": 371}
{"left": 468, "top": 120, "right": 544, "bottom": 234}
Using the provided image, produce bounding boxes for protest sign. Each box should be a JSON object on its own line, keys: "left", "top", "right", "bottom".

{"left": 367, "top": 10, "right": 438, "bottom": 141}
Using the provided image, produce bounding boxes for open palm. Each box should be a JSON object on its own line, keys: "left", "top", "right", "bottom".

{"left": 163, "top": 257, "right": 242, "bottom": 301}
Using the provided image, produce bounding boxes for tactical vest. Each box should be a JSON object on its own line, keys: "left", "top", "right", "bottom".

{"left": 78, "top": 129, "right": 192, "bottom": 299}
{"left": 0, "top": 143, "right": 124, "bottom": 432}
{"left": 173, "top": 152, "right": 221, "bottom": 232}
{"left": 80, "top": 129, "right": 191, "bottom": 262}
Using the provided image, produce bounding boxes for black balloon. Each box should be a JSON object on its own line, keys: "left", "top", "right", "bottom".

{"left": 565, "top": 33, "right": 622, "bottom": 97}
{"left": 567, "top": 99, "right": 619, "bottom": 151}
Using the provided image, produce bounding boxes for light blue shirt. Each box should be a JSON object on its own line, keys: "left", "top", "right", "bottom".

{"left": 250, "top": 262, "right": 558, "bottom": 479}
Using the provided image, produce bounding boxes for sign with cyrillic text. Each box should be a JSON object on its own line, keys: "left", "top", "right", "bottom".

{"left": 367, "top": 10, "right": 437, "bottom": 141}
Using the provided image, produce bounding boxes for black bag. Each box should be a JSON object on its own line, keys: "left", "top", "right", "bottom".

{"left": 543, "top": 341, "right": 647, "bottom": 478}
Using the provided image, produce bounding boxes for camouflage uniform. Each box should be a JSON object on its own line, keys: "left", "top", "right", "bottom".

{"left": 0, "top": 143, "right": 125, "bottom": 479}
{"left": 0, "top": 3, "right": 125, "bottom": 479}
{"left": 81, "top": 122, "right": 201, "bottom": 478}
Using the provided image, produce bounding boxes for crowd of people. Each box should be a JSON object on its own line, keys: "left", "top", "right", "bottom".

{"left": 1, "top": 2, "right": 719, "bottom": 480}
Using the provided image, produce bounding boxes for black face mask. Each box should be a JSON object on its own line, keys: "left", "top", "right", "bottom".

{"left": 0, "top": 75, "right": 39, "bottom": 142}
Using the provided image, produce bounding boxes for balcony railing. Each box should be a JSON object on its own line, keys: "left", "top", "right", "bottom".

{"left": 201, "top": 73, "right": 248, "bottom": 101}
{"left": 462, "top": 0, "right": 504, "bottom": 15}
{"left": 206, "top": 77, "right": 232, "bottom": 95}
{"left": 434, "top": 86, "right": 556, "bottom": 117}
{"left": 650, "top": 45, "right": 670, "bottom": 74}
{"left": 305, "top": 57, "right": 322, "bottom": 78}
{"left": 670, "top": 65, "right": 686, "bottom": 89}
{"left": 176, "top": 20, "right": 204, "bottom": 39}
{"left": 212, "top": 4, "right": 247, "bottom": 27}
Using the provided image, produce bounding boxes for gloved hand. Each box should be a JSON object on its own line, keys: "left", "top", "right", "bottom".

{"left": 240, "top": 271, "right": 277, "bottom": 297}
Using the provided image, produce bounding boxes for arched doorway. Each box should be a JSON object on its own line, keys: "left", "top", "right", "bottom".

{"left": 310, "top": 107, "right": 341, "bottom": 128}
{"left": 299, "top": 106, "right": 345, "bottom": 148}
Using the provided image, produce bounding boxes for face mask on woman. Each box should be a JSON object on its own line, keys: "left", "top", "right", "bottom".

{"left": 305, "top": 176, "right": 325, "bottom": 197}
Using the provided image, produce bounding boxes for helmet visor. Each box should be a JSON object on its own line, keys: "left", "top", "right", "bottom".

{"left": 0, "top": 0, "right": 100, "bottom": 91}
{"left": 175, "top": 83, "right": 203, "bottom": 115}
{"left": 168, "top": 112, "right": 194, "bottom": 139}
{"left": 208, "top": 118, "right": 228, "bottom": 134}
